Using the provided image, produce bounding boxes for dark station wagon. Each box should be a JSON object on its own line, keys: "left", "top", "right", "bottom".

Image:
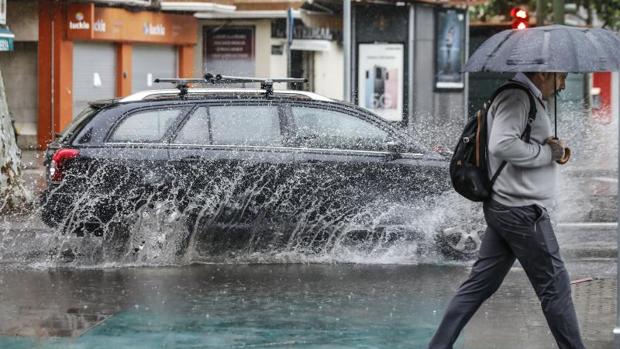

{"left": 40, "top": 76, "right": 482, "bottom": 260}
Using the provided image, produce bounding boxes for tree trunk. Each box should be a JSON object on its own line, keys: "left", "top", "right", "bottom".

{"left": 0, "top": 68, "right": 32, "bottom": 212}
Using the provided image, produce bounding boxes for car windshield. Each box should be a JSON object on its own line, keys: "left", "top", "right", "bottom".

{"left": 346, "top": 107, "right": 429, "bottom": 154}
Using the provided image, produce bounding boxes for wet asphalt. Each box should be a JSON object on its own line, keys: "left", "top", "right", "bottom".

{"left": 0, "top": 257, "right": 616, "bottom": 349}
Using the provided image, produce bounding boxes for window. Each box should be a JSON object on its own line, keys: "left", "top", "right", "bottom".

{"left": 174, "top": 107, "right": 210, "bottom": 144}
{"left": 291, "top": 107, "right": 390, "bottom": 150}
{"left": 61, "top": 106, "right": 97, "bottom": 143}
{"left": 109, "top": 108, "right": 182, "bottom": 143}
{"left": 210, "top": 106, "right": 282, "bottom": 146}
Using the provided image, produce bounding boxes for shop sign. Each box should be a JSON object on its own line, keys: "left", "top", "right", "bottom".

{"left": 0, "top": 0, "right": 6, "bottom": 26}
{"left": 0, "top": 27, "right": 14, "bottom": 52}
{"left": 67, "top": 3, "right": 94, "bottom": 40}
{"left": 143, "top": 22, "right": 165, "bottom": 36}
{"left": 205, "top": 27, "right": 253, "bottom": 60}
{"left": 357, "top": 43, "right": 404, "bottom": 122}
{"left": 204, "top": 26, "right": 255, "bottom": 77}
{"left": 66, "top": 3, "right": 196, "bottom": 45}
{"left": 272, "top": 19, "right": 339, "bottom": 41}
{"left": 93, "top": 19, "right": 106, "bottom": 33}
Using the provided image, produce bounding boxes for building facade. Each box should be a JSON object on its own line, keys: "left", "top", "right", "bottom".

{"left": 37, "top": 1, "right": 200, "bottom": 148}
{"left": 1, "top": 0, "right": 474, "bottom": 150}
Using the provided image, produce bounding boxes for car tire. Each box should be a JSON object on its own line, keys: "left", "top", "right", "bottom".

{"left": 435, "top": 224, "right": 486, "bottom": 260}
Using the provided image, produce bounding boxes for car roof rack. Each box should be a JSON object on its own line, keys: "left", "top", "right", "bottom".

{"left": 154, "top": 78, "right": 210, "bottom": 99}
{"left": 154, "top": 74, "right": 308, "bottom": 98}
{"left": 204, "top": 73, "right": 307, "bottom": 97}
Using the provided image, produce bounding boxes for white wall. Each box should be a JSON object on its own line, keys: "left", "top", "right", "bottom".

{"left": 254, "top": 20, "right": 271, "bottom": 78}
{"left": 269, "top": 38, "right": 343, "bottom": 100}
{"left": 194, "top": 19, "right": 272, "bottom": 78}
{"left": 7, "top": 0, "right": 38, "bottom": 41}
{"left": 269, "top": 38, "right": 288, "bottom": 78}
{"left": 313, "top": 41, "right": 343, "bottom": 100}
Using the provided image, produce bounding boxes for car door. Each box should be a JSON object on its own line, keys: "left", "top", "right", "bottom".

{"left": 285, "top": 103, "right": 449, "bottom": 245}
{"left": 167, "top": 101, "right": 296, "bottom": 252}
{"left": 64, "top": 104, "right": 187, "bottom": 232}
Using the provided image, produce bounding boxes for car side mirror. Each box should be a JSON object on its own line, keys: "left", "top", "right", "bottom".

{"left": 432, "top": 145, "right": 454, "bottom": 157}
{"left": 386, "top": 140, "right": 404, "bottom": 160}
{"left": 386, "top": 140, "right": 404, "bottom": 153}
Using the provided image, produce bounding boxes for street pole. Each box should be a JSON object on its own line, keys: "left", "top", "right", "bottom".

{"left": 407, "top": 4, "right": 415, "bottom": 129}
{"left": 464, "top": 7, "right": 469, "bottom": 123}
{"left": 343, "top": 0, "right": 352, "bottom": 102}
{"left": 536, "top": 0, "right": 545, "bottom": 26}
{"left": 553, "top": 0, "right": 564, "bottom": 24}
{"left": 286, "top": 7, "right": 293, "bottom": 84}
{"left": 615, "top": 73, "right": 620, "bottom": 348}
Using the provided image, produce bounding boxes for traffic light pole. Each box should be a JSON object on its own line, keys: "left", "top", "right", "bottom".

{"left": 553, "top": 0, "right": 564, "bottom": 24}
{"left": 343, "top": 0, "right": 352, "bottom": 102}
{"left": 536, "top": 0, "right": 544, "bottom": 25}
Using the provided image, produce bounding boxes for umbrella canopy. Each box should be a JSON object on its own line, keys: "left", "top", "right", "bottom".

{"left": 464, "top": 25, "right": 620, "bottom": 73}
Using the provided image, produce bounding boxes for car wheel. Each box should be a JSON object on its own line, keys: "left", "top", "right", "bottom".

{"left": 435, "top": 224, "right": 486, "bottom": 260}
{"left": 40, "top": 205, "right": 60, "bottom": 228}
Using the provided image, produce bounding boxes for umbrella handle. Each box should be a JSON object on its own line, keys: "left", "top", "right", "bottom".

{"left": 554, "top": 73, "right": 558, "bottom": 139}
{"left": 557, "top": 146, "right": 571, "bottom": 165}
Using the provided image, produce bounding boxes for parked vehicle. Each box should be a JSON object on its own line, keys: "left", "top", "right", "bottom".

{"left": 40, "top": 76, "right": 483, "bottom": 260}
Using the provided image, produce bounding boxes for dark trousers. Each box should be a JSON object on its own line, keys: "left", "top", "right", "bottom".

{"left": 428, "top": 200, "right": 586, "bottom": 349}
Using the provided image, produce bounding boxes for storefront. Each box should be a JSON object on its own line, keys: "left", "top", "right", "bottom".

{"left": 195, "top": 11, "right": 342, "bottom": 100}
{"left": 38, "top": 2, "right": 197, "bottom": 148}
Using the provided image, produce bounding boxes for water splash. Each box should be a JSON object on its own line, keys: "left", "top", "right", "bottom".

{"left": 0, "top": 164, "right": 481, "bottom": 268}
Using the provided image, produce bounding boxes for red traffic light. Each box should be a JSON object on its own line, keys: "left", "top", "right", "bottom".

{"left": 510, "top": 7, "right": 529, "bottom": 30}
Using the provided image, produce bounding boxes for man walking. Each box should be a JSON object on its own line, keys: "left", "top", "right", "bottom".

{"left": 428, "top": 72, "right": 586, "bottom": 349}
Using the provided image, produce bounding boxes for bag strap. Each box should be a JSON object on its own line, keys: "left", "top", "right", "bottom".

{"left": 487, "top": 81, "right": 538, "bottom": 188}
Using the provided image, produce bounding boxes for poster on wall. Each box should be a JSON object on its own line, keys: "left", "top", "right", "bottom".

{"left": 357, "top": 43, "right": 404, "bottom": 122}
{"left": 204, "top": 26, "right": 255, "bottom": 77}
{"left": 435, "top": 9, "right": 466, "bottom": 90}
{"left": 0, "top": 0, "right": 6, "bottom": 26}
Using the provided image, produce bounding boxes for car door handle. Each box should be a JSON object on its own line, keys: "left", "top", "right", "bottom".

{"left": 182, "top": 155, "right": 201, "bottom": 161}
{"left": 303, "top": 159, "right": 320, "bottom": 164}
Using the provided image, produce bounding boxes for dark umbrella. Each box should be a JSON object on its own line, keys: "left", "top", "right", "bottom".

{"left": 464, "top": 24, "right": 620, "bottom": 342}
{"left": 464, "top": 25, "right": 620, "bottom": 73}
{"left": 465, "top": 25, "right": 620, "bottom": 137}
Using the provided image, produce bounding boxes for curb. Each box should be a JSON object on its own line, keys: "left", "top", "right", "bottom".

{"left": 558, "top": 222, "right": 617, "bottom": 259}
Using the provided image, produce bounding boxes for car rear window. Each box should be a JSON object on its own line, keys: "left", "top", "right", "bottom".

{"left": 58, "top": 106, "right": 98, "bottom": 143}
{"left": 109, "top": 108, "right": 182, "bottom": 143}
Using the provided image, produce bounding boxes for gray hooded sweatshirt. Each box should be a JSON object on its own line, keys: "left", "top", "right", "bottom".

{"left": 486, "top": 73, "right": 557, "bottom": 209}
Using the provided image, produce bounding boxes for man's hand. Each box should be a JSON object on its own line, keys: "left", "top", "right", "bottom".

{"left": 546, "top": 137, "right": 570, "bottom": 164}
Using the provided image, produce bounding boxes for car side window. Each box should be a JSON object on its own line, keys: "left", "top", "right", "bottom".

{"left": 291, "top": 106, "right": 390, "bottom": 151}
{"left": 210, "top": 105, "right": 282, "bottom": 146}
{"left": 173, "top": 107, "right": 210, "bottom": 144}
{"left": 109, "top": 108, "right": 182, "bottom": 143}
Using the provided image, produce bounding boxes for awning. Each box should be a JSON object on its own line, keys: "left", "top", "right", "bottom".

{"left": 290, "top": 39, "right": 331, "bottom": 51}
{"left": 161, "top": 1, "right": 236, "bottom": 13}
{"left": 195, "top": 9, "right": 301, "bottom": 19}
{"left": 0, "top": 27, "right": 14, "bottom": 52}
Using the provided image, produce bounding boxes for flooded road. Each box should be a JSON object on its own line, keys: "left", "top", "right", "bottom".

{"left": 0, "top": 261, "right": 615, "bottom": 349}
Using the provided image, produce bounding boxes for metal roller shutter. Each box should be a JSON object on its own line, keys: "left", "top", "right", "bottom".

{"left": 72, "top": 42, "right": 117, "bottom": 118}
{"left": 132, "top": 44, "right": 177, "bottom": 93}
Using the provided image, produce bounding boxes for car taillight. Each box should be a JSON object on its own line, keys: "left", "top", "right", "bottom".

{"left": 50, "top": 148, "right": 80, "bottom": 182}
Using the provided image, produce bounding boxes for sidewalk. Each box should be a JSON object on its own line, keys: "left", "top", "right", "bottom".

{"left": 558, "top": 222, "right": 618, "bottom": 260}
{"left": 19, "top": 150, "right": 46, "bottom": 196}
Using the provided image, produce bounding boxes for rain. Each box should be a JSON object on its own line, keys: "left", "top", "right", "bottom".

{"left": 0, "top": 1, "right": 618, "bottom": 348}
